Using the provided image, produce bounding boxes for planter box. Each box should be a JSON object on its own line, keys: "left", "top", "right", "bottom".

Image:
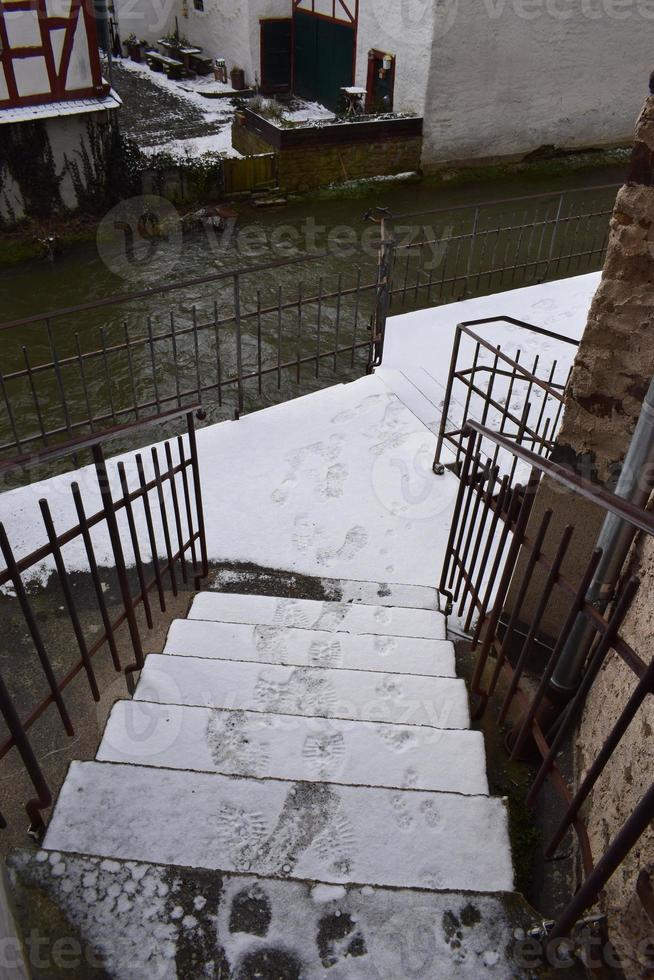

{"left": 233, "top": 109, "right": 423, "bottom": 192}
{"left": 241, "top": 107, "right": 422, "bottom": 150}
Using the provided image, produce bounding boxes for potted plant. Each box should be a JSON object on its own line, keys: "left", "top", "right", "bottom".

{"left": 230, "top": 65, "right": 246, "bottom": 91}
{"left": 213, "top": 58, "right": 227, "bottom": 83}
{"left": 124, "top": 33, "right": 144, "bottom": 63}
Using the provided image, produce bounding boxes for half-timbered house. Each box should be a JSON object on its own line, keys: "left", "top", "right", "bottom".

{"left": 0, "top": 0, "right": 120, "bottom": 222}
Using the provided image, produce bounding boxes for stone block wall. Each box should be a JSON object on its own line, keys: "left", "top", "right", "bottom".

{"left": 231, "top": 114, "right": 422, "bottom": 192}
{"left": 275, "top": 136, "right": 421, "bottom": 192}
{"left": 231, "top": 123, "right": 272, "bottom": 158}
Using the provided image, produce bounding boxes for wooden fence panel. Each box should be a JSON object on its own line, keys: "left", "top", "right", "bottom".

{"left": 223, "top": 154, "right": 277, "bottom": 193}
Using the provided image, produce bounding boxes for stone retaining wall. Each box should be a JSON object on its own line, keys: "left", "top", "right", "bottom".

{"left": 232, "top": 111, "right": 423, "bottom": 192}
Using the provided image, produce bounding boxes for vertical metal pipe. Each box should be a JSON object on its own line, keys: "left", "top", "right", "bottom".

{"left": 136, "top": 453, "right": 166, "bottom": 612}
{"left": 0, "top": 667, "right": 52, "bottom": 835}
{"left": 100, "top": 327, "right": 117, "bottom": 425}
{"left": 124, "top": 321, "right": 140, "bottom": 420}
{"left": 186, "top": 411, "right": 209, "bottom": 579}
{"left": 22, "top": 346, "right": 48, "bottom": 446}
{"left": 164, "top": 441, "right": 188, "bottom": 585}
{"left": 117, "top": 461, "right": 154, "bottom": 629}
{"left": 296, "top": 282, "right": 303, "bottom": 384}
{"left": 316, "top": 277, "right": 323, "bottom": 379}
{"left": 71, "top": 482, "right": 121, "bottom": 671}
{"left": 146, "top": 316, "right": 161, "bottom": 413}
{"left": 192, "top": 305, "right": 202, "bottom": 405}
{"left": 46, "top": 318, "right": 73, "bottom": 439}
{"left": 151, "top": 447, "right": 178, "bottom": 596}
{"left": 552, "top": 375, "right": 654, "bottom": 693}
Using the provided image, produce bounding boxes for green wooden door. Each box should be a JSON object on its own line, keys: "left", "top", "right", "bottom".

{"left": 293, "top": 10, "right": 354, "bottom": 111}
{"left": 260, "top": 19, "right": 292, "bottom": 94}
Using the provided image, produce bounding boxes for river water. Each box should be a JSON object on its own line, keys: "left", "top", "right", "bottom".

{"left": 0, "top": 164, "right": 624, "bottom": 469}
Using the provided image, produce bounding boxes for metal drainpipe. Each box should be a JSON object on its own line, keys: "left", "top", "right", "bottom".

{"left": 550, "top": 375, "right": 654, "bottom": 695}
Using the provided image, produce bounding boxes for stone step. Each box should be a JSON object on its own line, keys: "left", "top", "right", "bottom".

{"left": 44, "top": 762, "right": 514, "bottom": 893}
{"left": 375, "top": 366, "right": 442, "bottom": 434}
{"left": 209, "top": 571, "right": 440, "bottom": 611}
{"left": 9, "top": 849, "right": 534, "bottom": 980}
{"left": 98, "top": 701, "right": 489, "bottom": 795}
{"left": 163, "top": 618, "right": 456, "bottom": 677}
{"left": 134, "top": 654, "right": 470, "bottom": 729}
{"left": 188, "top": 592, "right": 447, "bottom": 639}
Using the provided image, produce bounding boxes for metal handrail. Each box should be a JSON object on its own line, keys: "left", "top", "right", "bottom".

{"left": 467, "top": 420, "right": 654, "bottom": 536}
{"left": 0, "top": 403, "right": 203, "bottom": 476}
{"left": 0, "top": 252, "right": 331, "bottom": 331}
{"left": 440, "top": 420, "right": 653, "bottom": 946}
{"left": 0, "top": 409, "right": 208, "bottom": 834}
{"left": 434, "top": 317, "right": 578, "bottom": 473}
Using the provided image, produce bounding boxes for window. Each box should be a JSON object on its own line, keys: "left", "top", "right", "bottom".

{"left": 193, "top": 0, "right": 204, "bottom": 11}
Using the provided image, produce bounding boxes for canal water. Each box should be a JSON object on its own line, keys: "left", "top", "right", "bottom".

{"left": 0, "top": 163, "right": 625, "bottom": 470}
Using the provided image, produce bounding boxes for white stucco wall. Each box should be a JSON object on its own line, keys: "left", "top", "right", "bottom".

{"left": 0, "top": 111, "right": 116, "bottom": 224}
{"left": 353, "top": 0, "right": 434, "bottom": 118}
{"left": 117, "top": 0, "right": 291, "bottom": 84}
{"left": 420, "top": 0, "right": 652, "bottom": 168}
{"left": 114, "top": 0, "right": 652, "bottom": 166}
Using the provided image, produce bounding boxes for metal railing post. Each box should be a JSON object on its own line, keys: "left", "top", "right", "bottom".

{"left": 365, "top": 207, "right": 395, "bottom": 373}
{"left": 92, "top": 444, "right": 145, "bottom": 672}
{"left": 234, "top": 273, "right": 244, "bottom": 414}
{"left": 186, "top": 411, "right": 209, "bottom": 581}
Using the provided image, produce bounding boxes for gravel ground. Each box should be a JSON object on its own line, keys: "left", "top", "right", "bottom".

{"left": 109, "top": 57, "right": 235, "bottom": 152}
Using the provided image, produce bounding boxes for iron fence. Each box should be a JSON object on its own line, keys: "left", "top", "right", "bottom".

{"left": 0, "top": 253, "right": 380, "bottom": 462}
{"left": 0, "top": 407, "right": 207, "bottom": 834}
{"left": 433, "top": 316, "right": 579, "bottom": 476}
{"left": 0, "top": 184, "right": 618, "bottom": 468}
{"left": 388, "top": 184, "right": 618, "bottom": 310}
{"left": 440, "top": 420, "right": 653, "bottom": 942}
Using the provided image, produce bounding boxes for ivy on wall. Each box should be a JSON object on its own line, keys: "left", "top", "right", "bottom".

{"left": 0, "top": 115, "right": 226, "bottom": 229}
{"left": 65, "top": 117, "right": 143, "bottom": 213}
{"left": 0, "top": 121, "right": 62, "bottom": 226}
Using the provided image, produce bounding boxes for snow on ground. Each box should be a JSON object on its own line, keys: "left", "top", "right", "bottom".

{"left": 112, "top": 57, "right": 241, "bottom": 157}
{"left": 142, "top": 130, "right": 242, "bottom": 159}
{"left": 0, "top": 275, "right": 596, "bottom": 591}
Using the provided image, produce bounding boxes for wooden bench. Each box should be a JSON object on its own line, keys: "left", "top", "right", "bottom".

{"left": 145, "top": 50, "right": 184, "bottom": 80}
{"left": 187, "top": 52, "right": 213, "bottom": 76}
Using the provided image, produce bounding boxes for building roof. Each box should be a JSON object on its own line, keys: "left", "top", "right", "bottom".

{"left": 0, "top": 90, "right": 122, "bottom": 126}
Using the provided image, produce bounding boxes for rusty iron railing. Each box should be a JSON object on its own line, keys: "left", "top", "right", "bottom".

{"left": 440, "top": 420, "right": 653, "bottom": 941}
{"left": 0, "top": 253, "right": 379, "bottom": 463}
{"left": 433, "top": 316, "right": 579, "bottom": 475}
{"left": 0, "top": 407, "right": 208, "bottom": 835}
{"left": 389, "top": 184, "right": 618, "bottom": 310}
{"left": 0, "top": 185, "right": 618, "bottom": 468}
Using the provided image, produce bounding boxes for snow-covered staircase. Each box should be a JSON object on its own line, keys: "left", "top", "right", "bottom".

{"left": 4, "top": 368, "right": 544, "bottom": 976}
{"left": 6, "top": 586, "right": 534, "bottom": 977}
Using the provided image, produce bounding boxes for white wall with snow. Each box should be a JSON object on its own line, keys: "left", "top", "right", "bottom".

{"left": 117, "top": 0, "right": 652, "bottom": 166}
{"left": 419, "top": 1, "right": 651, "bottom": 167}
{"left": 0, "top": 111, "right": 116, "bottom": 224}
{"left": 116, "top": 0, "right": 291, "bottom": 85}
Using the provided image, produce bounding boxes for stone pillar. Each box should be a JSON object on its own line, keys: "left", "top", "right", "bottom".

{"left": 506, "top": 97, "right": 654, "bottom": 641}
{"left": 552, "top": 97, "right": 654, "bottom": 484}
{"left": 505, "top": 98, "right": 654, "bottom": 973}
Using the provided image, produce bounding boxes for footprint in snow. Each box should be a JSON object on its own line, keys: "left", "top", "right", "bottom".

{"left": 319, "top": 463, "right": 348, "bottom": 499}
{"left": 316, "top": 526, "right": 368, "bottom": 567}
